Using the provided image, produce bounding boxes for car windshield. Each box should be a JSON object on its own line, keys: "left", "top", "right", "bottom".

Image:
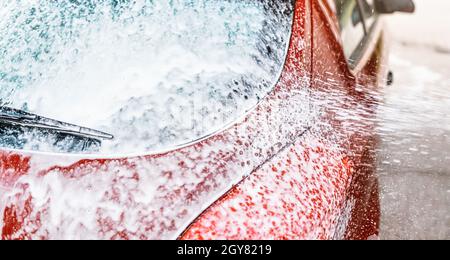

{"left": 0, "top": 0, "right": 294, "bottom": 154}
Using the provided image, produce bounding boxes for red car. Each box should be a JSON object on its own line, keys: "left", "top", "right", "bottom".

{"left": 0, "top": 0, "right": 414, "bottom": 240}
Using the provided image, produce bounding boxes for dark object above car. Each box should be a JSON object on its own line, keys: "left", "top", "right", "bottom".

{"left": 374, "top": 0, "right": 415, "bottom": 14}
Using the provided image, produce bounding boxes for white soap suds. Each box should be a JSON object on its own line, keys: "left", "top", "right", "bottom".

{"left": 0, "top": 0, "right": 293, "bottom": 154}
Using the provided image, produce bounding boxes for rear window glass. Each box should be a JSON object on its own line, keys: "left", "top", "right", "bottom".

{"left": 0, "top": 0, "right": 295, "bottom": 154}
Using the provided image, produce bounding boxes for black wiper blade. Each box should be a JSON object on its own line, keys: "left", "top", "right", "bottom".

{"left": 0, "top": 106, "right": 114, "bottom": 140}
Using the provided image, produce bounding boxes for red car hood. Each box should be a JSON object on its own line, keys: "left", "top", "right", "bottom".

{"left": 0, "top": 69, "right": 316, "bottom": 240}
{"left": 0, "top": 2, "right": 355, "bottom": 240}
{"left": 0, "top": 83, "right": 315, "bottom": 240}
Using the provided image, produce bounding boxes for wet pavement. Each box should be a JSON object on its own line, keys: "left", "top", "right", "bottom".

{"left": 378, "top": 0, "right": 450, "bottom": 240}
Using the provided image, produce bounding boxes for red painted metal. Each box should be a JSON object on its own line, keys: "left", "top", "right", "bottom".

{"left": 0, "top": 0, "right": 387, "bottom": 240}
{"left": 180, "top": 0, "right": 386, "bottom": 240}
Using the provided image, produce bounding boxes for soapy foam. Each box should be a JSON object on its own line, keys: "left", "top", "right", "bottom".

{"left": 0, "top": 0, "right": 293, "bottom": 154}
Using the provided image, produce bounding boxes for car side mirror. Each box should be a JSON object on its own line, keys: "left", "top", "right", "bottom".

{"left": 374, "top": 0, "right": 415, "bottom": 14}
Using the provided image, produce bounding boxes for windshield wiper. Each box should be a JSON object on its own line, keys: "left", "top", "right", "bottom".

{"left": 0, "top": 106, "right": 114, "bottom": 141}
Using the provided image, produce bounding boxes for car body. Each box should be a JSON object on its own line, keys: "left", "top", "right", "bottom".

{"left": 0, "top": 0, "right": 403, "bottom": 240}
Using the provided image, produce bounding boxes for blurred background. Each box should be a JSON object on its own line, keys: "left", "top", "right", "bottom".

{"left": 378, "top": 0, "right": 450, "bottom": 240}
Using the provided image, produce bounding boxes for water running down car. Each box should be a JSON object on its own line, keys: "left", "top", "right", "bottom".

{"left": 0, "top": 0, "right": 414, "bottom": 240}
